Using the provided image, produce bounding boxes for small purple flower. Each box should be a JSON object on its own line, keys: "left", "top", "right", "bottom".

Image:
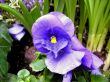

{"left": 23, "top": 0, "right": 44, "bottom": 10}
{"left": 8, "top": 23, "right": 25, "bottom": 41}
{"left": 63, "top": 71, "right": 72, "bottom": 82}
{"left": 0, "top": 0, "right": 5, "bottom": 3}
{"left": 23, "top": 0, "right": 36, "bottom": 10}
{"left": 32, "top": 12, "right": 103, "bottom": 81}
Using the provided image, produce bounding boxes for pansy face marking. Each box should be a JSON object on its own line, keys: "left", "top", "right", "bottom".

{"left": 50, "top": 36, "right": 57, "bottom": 44}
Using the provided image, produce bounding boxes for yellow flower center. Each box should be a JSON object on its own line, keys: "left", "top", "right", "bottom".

{"left": 51, "top": 36, "right": 57, "bottom": 44}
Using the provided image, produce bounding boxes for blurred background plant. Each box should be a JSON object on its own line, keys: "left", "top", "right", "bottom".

{"left": 0, "top": 0, "right": 110, "bottom": 82}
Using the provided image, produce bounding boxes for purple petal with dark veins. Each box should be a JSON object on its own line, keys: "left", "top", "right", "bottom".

{"left": 50, "top": 12, "right": 75, "bottom": 37}
{"left": 71, "top": 36, "right": 103, "bottom": 69}
{"left": 71, "top": 36, "right": 86, "bottom": 51}
{"left": 45, "top": 50, "right": 84, "bottom": 74}
{"left": 32, "top": 14, "right": 63, "bottom": 39}
{"left": 63, "top": 71, "right": 72, "bottom": 82}
{"left": 32, "top": 14, "right": 71, "bottom": 56}
{"left": 91, "top": 54, "right": 103, "bottom": 69}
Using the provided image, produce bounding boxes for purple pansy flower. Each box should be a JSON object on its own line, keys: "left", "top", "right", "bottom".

{"left": 32, "top": 12, "right": 103, "bottom": 81}
{"left": 8, "top": 23, "right": 25, "bottom": 41}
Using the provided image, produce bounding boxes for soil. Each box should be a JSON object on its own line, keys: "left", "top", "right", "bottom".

{"left": 7, "top": 30, "right": 36, "bottom": 74}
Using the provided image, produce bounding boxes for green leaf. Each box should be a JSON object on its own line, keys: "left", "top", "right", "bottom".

{"left": 43, "top": 69, "right": 53, "bottom": 82}
{"left": 18, "top": 0, "right": 34, "bottom": 32}
{"left": 0, "top": 4, "right": 29, "bottom": 31}
{"left": 30, "top": 2, "right": 41, "bottom": 22}
{"left": 30, "top": 75, "right": 39, "bottom": 82}
{"left": 0, "top": 21, "right": 12, "bottom": 77}
{"left": 91, "top": 75, "right": 108, "bottom": 82}
{"left": 43, "top": 0, "right": 49, "bottom": 14}
{"left": 54, "top": 0, "right": 65, "bottom": 12}
{"left": 7, "top": 73, "right": 17, "bottom": 82}
{"left": 65, "top": 0, "right": 77, "bottom": 22}
{"left": 30, "top": 59, "right": 46, "bottom": 72}
{"left": 54, "top": 0, "right": 59, "bottom": 11}
{"left": 0, "top": 59, "right": 8, "bottom": 77}
{"left": 17, "top": 69, "right": 30, "bottom": 79}
{"left": 78, "top": 0, "right": 88, "bottom": 42}
{"left": 78, "top": 76, "right": 86, "bottom": 82}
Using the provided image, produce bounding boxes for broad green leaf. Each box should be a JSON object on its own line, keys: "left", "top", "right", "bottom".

{"left": 0, "top": 21, "right": 12, "bottom": 77}
{"left": 7, "top": 73, "right": 17, "bottom": 82}
{"left": 43, "top": 69, "right": 53, "bottom": 82}
{"left": 0, "top": 59, "right": 8, "bottom": 77}
{"left": 0, "top": 21, "right": 12, "bottom": 58}
{"left": 91, "top": 75, "right": 108, "bottom": 82}
{"left": 30, "top": 75, "right": 39, "bottom": 82}
{"left": 17, "top": 69, "right": 30, "bottom": 79}
{"left": 30, "top": 59, "right": 46, "bottom": 72}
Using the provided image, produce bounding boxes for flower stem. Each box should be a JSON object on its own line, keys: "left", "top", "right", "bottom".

{"left": 97, "top": 28, "right": 108, "bottom": 52}
{"left": 103, "top": 39, "right": 110, "bottom": 71}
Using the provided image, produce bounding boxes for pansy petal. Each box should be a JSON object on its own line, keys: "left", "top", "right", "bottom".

{"left": 91, "top": 69, "right": 102, "bottom": 75}
{"left": 45, "top": 39, "right": 68, "bottom": 58}
{"left": 82, "top": 50, "right": 93, "bottom": 68}
{"left": 43, "top": 27, "right": 70, "bottom": 57}
{"left": 8, "top": 24, "right": 24, "bottom": 34}
{"left": 71, "top": 36, "right": 85, "bottom": 51}
{"left": 50, "top": 12, "right": 75, "bottom": 37}
{"left": 34, "top": 42, "right": 50, "bottom": 53}
{"left": 45, "top": 50, "right": 84, "bottom": 74}
{"left": 63, "top": 71, "right": 72, "bottom": 82}
{"left": 82, "top": 50, "right": 103, "bottom": 69}
{"left": 14, "top": 31, "right": 25, "bottom": 41}
{"left": 32, "top": 14, "right": 63, "bottom": 39}
{"left": 91, "top": 54, "right": 103, "bottom": 69}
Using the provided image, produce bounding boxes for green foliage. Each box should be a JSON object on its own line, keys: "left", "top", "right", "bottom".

{"left": 43, "top": 0, "right": 49, "bottom": 14}
{"left": 78, "top": 0, "right": 87, "bottom": 42}
{"left": 30, "top": 52, "right": 46, "bottom": 72}
{"left": 30, "top": 59, "right": 46, "bottom": 72}
{"left": 16, "top": 69, "right": 39, "bottom": 82}
{"left": 54, "top": 0, "right": 65, "bottom": 12}
{"left": 17, "top": 69, "right": 30, "bottom": 79}
{"left": 0, "top": 3, "right": 30, "bottom": 33}
{"left": 65, "top": 0, "right": 77, "bottom": 22}
{"left": 78, "top": 76, "right": 86, "bottom": 82}
{"left": 84, "top": 0, "right": 110, "bottom": 51}
{"left": 0, "top": 21, "right": 12, "bottom": 78}
{"left": 30, "top": 2, "right": 41, "bottom": 21}
{"left": 0, "top": 0, "right": 45, "bottom": 34}
{"left": 91, "top": 75, "right": 108, "bottom": 82}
